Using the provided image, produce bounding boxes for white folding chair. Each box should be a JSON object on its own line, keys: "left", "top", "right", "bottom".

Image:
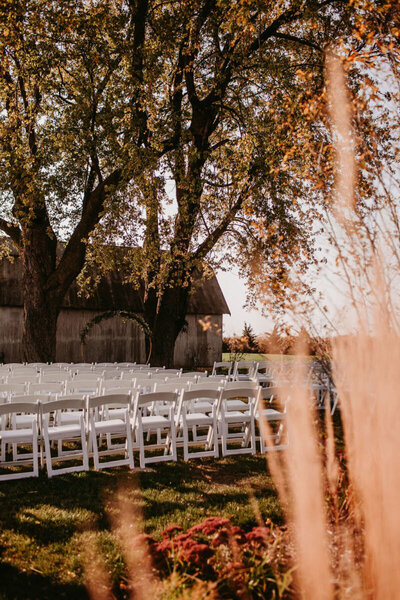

{"left": 232, "top": 360, "right": 257, "bottom": 382}
{"left": 217, "top": 385, "right": 258, "bottom": 456}
{"left": 252, "top": 361, "right": 275, "bottom": 387}
{"left": 131, "top": 391, "right": 178, "bottom": 468}
{"left": 65, "top": 379, "right": 101, "bottom": 397}
{"left": 212, "top": 361, "right": 233, "bottom": 379}
{"left": 28, "top": 382, "right": 66, "bottom": 397}
{"left": 88, "top": 394, "right": 134, "bottom": 470}
{"left": 0, "top": 402, "right": 40, "bottom": 481}
{"left": 255, "top": 386, "right": 288, "bottom": 452}
{"left": 176, "top": 389, "right": 219, "bottom": 460}
{"left": 0, "top": 383, "right": 27, "bottom": 400}
{"left": 41, "top": 398, "right": 89, "bottom": 477}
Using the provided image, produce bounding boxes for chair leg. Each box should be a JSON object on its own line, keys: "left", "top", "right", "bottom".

{"left": 43, "top": 430, "right": 54, "bottom": 478}
{"left": 125, "top": 423, "right": 135, "bottom": 469}
{"left": 137, "top": 417, "right": 145, "bottom": 469}
{"left": 81, "top": 419, "right": 89, "bottom": 471}
{"left": 182, "top": 415, "right": 189, "bottom": 461}
{"left": 170, "top": 418, "right": 177, "bottom": 462}
{"left": 32, "top": 422, "right": 39, "bottom": 477}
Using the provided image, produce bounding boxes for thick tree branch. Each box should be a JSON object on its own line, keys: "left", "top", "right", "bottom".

{"left": 193, "top": 185, "right": 251, "bottom": 261}
{"left": 0, "top": 218, "right": 22, "bottom": 245}
{"left": 271, "top": 31, "right": 323, "bottom": 52}
{"left": 48, "top": 168, "right": 123, "bottom": 295}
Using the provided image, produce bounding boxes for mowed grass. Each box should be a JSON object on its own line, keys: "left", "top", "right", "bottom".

{"left": 222, "top": 352, "right": 304, "bottom": 362}
{"left": 0, "top": 455, "right": 281, "bottom": 600}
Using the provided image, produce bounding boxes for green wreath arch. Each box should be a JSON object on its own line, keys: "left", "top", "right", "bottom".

{"left": 80, "top": 310, "right": 152, "bottom": 363}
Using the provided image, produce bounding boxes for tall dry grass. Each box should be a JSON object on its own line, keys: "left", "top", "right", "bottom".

{"left": 260, "top": 52, "right": 400, "bottom": 599}
{"left": 83, "top": 53, "right": 400, "bottom": 600}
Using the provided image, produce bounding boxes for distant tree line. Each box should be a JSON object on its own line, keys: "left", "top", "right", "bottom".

{"left": 223, "top": 323, "right": 332, "bottom": 357}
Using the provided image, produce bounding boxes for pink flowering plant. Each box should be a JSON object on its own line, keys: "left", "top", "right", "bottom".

{"left": 133, "top": 517, "right": 294, "bottom": 599}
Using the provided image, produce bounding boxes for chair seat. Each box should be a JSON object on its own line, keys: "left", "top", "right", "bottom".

{"left": 141, "top": 415, "right": 172, "bottom": 428}
{"left": 0, "top": 428, "right": 34, "bottom": 442}
{"left": 191, "top": 401, "right": 213, "bottom": 412}
{"left": 185, "top": 413, "right": 213, "bottom": 426}
{"left": 259, "top": 409, "right": 285, "bottom": 421}
{"left": 46, "top": 424, "right": 83, "bottom": 440}
{"left": 221, "top": 410, "right": 251, "bottom": 422}
{"left": 226, "top": 400, "right": 248, "bottom": 410}
{"left": 92, "top": 418, "right": 126, "bottom": 434}
{"left": 59, "top": 411, "right": 84, "bottom": 424}
{"left": 14, "top": 415, "right": 35, "bottom": 428}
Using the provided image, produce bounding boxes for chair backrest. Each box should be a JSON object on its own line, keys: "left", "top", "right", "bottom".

{"left": 40, "top": 398, "right": 87, "bottom": 415}
{"left": 88, "top": 393, "right": 131, "bottom": 411}
{"left": 176, "top": 388, "right": 220, "bottom": 424}
{"left": 28, "top": 382, "right": 65, "bottom": 395}
{"left": 232, "top": 361, "right": 257, "bottom": 380}
{"left": 0, "top": 401, "right": 40, "bottom": 417}
{"left": 39, "top": 372, "right": 71, "bottom": 383}
{"left": 0, "top": 383, "right": 27, "bottom": 397}
{"left": 101, "top": 385, "right": 136, "bottom": 396}
{"left": 163, "top": 377, "right": 191, "bottom": 386}
{"left": 10, "top": 394, "right": 51, "bottom": 404}
{"left": 224, "top": 381, "right": 260, "bottom": 391}
{"left": 132, "top": 377, "right": 156, "bottom": 392}
{"left": 161, "top": 368, "right": 182, "bottom": 377}
{"left": 7, "top": 375, "right": 39, "bottom": 385}
{"left": 132, "top": 391, "right": 178, "bottom": 424}
{"left": 121, "top": 370, "right": 150, "bottom": 380}
{"left": 65, "top": 380, "right": 101, "bottom": 395}
{"left": 180, "top": 371, "right": 206, "bottom": 379}
{"left": 154, "top": 382, "right": 189, "bottom": 393}
{"left": 10, "top": 367, "right": 39, "bottom": 376}
{"left": 102, "top": 370, "right": 123, "bottom": 380}
{"left": 189, "top": 380, "right": 225, "bottom": 391}
{"left": 212, "top": 361, "right": 233, "bottom": 377}
{"left": 219, "top": 385, "right": 259, "bottom": 413}
{"left": 73, "top": 372, "right": 102, "bottom": 381}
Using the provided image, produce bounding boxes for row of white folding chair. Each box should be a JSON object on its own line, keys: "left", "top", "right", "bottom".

{"left": 0, "top": 386, "right": 289, "bottom": 481}
{"left": 0, "top": 395, "right": 133, "bottom": 479}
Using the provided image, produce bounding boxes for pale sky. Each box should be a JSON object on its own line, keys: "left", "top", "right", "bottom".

{"left": 216, "top": 268, "right": 275, "bottom": 337}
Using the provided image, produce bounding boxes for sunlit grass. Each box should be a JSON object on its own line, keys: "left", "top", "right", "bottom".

{"left": 0, "top": 455, "right": 282, "bottom": 599}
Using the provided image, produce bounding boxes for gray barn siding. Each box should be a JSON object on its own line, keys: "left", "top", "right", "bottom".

{"left": 0, "top": 307, "right": 222, "bottom": 367}
{"left": 56, "top": 310, "right": 146, "bottom": 363}
{"left": 0, "top": 307, "right": 24, "bottom": 362}
{"left": 174, "top": 315, "right": 223, "bottom": 368}
{"left": 0, "top": 244, "right": 229, "bottom": 366}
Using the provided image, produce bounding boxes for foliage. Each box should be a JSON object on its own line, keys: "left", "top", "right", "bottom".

{"left": 242, "top": 322, "right": 259, "bottom": 352}
{"left": 141, "top": 517, "right": 293, "bottom": 600}
{"left": 0, "top": 0, "right": 357, "bottom": 361}
{"left": 0, "top": 455, "right": 283, "bottom": 599}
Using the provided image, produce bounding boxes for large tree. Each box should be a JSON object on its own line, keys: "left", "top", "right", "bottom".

{"left": 0, "top": 0, "right": 353, "bottom": 365}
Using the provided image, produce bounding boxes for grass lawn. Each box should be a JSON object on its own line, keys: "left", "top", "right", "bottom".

{"left": 0, "top": 455, "right": 281, "bottom": 600}
{"left": 221, "top": 353, "right": 303, "bottom": 362}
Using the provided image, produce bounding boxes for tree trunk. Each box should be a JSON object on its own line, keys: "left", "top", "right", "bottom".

{"left": 144, "top": 286, "right": 189, "bottom": 367}
{"left": 22, "top": 291, "right": 60, "bottom": 363}
{"left": 20, "top": 234, "right": 60, "bottom": 363}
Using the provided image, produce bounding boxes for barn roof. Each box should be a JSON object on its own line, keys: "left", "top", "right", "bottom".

{"left": 0, "top": 242, "right": 230, "bottom": 315}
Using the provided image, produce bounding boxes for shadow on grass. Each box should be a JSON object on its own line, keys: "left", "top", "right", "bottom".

{"left": 0, "top": 561, "right": 89, "bottom": 600}
{"left": 0, "top": 454, "right": 281, "bottom": 599}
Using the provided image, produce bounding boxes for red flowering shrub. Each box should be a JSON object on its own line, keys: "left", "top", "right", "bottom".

{"left": 136, "top": 518, "right": 293, "bottom": 599}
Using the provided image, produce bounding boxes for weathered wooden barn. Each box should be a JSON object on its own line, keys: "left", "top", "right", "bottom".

{"left": 0, "top": 247, "right": 230, "bottom": 367}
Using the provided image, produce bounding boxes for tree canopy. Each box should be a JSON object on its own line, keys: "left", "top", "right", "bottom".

{"left": 0, "top": 0, "right": 360, "bottom": 363}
